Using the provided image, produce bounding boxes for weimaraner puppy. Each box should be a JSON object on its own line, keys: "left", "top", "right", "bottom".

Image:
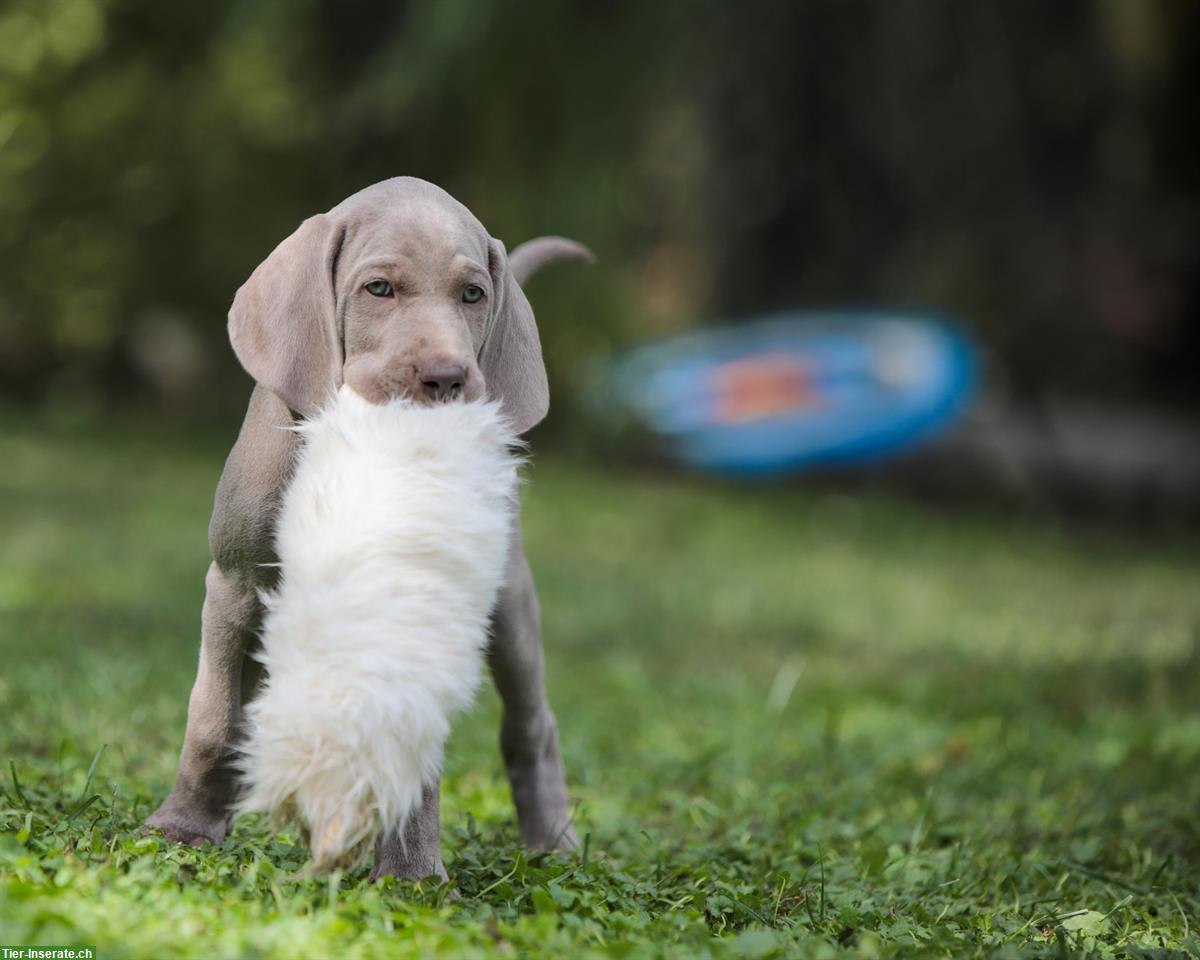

{"left": 144, "top": 177, "right": 590, "bottom": 880}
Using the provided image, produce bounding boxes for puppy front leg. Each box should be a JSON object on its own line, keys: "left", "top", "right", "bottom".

{"left": 371, "top": 778, "right": 448, "bottom": 882}
{"left": 145, "top": 562, "right": 261, "bottom": 846}
{"left": 489, "top": 529, "right": 576, "bottom": 851}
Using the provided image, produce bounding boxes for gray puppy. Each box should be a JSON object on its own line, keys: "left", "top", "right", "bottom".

{"left": 145, "top": 177, "right": 589, "bottom": 881}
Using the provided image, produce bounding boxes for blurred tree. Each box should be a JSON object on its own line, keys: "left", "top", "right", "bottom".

{"left": 0, "top": 0, "right": 695, "bottom": 419}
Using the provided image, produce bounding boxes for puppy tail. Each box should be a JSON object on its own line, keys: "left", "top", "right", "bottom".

{"left": 509, "top": 236, "right": 594, "bottom": 287}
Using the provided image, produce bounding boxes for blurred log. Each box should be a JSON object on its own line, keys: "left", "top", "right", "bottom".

{"left": 876, "top": 400, "right": 1200, "bottom": 528}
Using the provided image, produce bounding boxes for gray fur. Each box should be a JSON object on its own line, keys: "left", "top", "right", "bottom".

{"left": 144, "top": 177, "right": 588, "bottom": 879}
{"left": 509, "top": 236, "right": 594, "bottom": 287}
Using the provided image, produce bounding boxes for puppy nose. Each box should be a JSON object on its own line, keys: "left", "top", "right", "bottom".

{"left": 419, "top": 363, "right": 467, "bottom": 402}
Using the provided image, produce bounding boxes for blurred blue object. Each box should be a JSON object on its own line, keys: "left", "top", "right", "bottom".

{"left": 611, "top": 311, "right": 979, "bottom": 476}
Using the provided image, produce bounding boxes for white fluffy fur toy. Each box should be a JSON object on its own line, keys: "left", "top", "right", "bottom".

{"left": 236, "top": 385, "right": 520, "bottom": 871}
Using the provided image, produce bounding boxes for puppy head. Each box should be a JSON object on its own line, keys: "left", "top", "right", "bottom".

{"left": 228, "top": 177, "right": 548, "bottom": 432}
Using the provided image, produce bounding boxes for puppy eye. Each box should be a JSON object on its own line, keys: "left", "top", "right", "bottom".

{"left": 365, "top": 279, "right": 393, "bottom": 297}
{"left": 462, "top": 284, "right": 485, "bottom": 304}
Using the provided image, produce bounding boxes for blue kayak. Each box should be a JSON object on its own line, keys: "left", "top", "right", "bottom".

{"left": 609, "top": 311, "right": 979, "bottom": 476}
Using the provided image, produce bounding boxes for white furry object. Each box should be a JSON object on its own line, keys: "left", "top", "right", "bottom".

{"left": 236, "top": 386, "right": 520, "bottom": 871}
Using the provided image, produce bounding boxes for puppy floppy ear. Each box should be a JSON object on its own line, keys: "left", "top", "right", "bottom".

{"left": 481, "top": 237, "right": 549, "bottom": 433}
{"left": 228, "top": 214, "right": 345, "bottom": 417}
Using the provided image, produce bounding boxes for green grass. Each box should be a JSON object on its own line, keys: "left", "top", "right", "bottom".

{"left": 1, "top": 410, "right": 1198, "bottom": 959}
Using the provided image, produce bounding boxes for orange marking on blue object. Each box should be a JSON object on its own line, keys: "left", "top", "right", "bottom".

{"left": 711, "top": 355, "right": 821, "bottom": 424}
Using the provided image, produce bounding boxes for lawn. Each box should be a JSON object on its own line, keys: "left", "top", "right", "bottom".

{"left": 1, "top": 409, "right": 1197, "bottom": 959}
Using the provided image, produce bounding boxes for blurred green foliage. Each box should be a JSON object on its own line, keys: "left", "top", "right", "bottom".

{"left": 0, "top": 0, "right": 1196, "bottom": 424}
{"left": 0, "top": 0, "right": 699, "bottom": 419}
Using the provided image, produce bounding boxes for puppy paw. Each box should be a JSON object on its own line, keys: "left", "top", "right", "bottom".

{"left": 142, "top": 798, "right": 230, "bottom": 848}
{"left": 522, "top": 817, "right": 579, "bottom": 853}
{"left": 508, "top": 757, "right": 577, "bottom": 852}
{"left": 370, "top": 852, "right": 449, "bottom": 884}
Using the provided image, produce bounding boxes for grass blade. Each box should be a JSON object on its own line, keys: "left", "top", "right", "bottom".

{"left": 80, "top": 743, "right": 107, "bottom": 801}
{"left": 66, "top": 794, "right": 101, "bottom": 822}
{"left": 9, "top": 759, "right": 30, "bottom": 810}
{"left": 1056, "top": 860, "right": 1149, "bottom": 896}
